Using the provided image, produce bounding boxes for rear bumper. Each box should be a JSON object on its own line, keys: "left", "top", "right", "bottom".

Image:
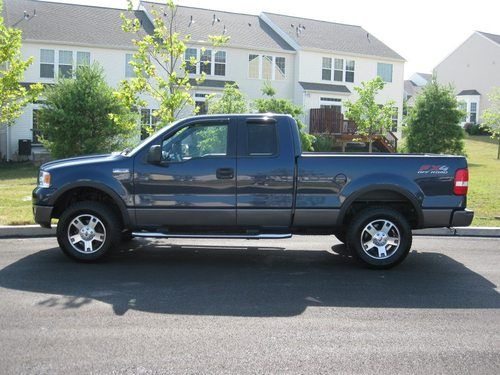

{"left": 451, "top": 209, "right": 474, "bottom": 227}
{"left": 33, "top": 205, "right": 53, "bottom": 228}
{"left": 421, "top": 208, "right": 474, "bottom": 228}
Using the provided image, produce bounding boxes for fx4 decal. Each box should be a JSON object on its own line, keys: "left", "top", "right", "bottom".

{"left": 418, "top": 165, "right": 449, "bottom": 175}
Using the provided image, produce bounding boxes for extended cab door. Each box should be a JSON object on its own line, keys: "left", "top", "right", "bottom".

{"left": 236, "top": 117, "right": 296, "bottom": 228}
{"left": 134, "top": 118, "right": 237, "bottom": 227}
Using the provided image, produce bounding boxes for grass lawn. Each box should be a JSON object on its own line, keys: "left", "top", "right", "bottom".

{"left": 0, "top": 162, "right": 39, "bottom": 225}
{"left": 0, "top": 136, "right": 498, "bottom": 226}
{"left": 465, "top": 135, "right": 500, "bottom": 226}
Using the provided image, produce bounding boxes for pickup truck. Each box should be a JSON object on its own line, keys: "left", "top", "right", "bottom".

{"left": 33, "top": 114, "right": 474, "bottom": 268}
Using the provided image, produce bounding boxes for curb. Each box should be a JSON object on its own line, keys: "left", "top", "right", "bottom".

{"left": 0, "top": 225, "right": 56, "bottom": 238}
{"left": 413, "top": 227, "right": 500, "bottom": 238}
{"left": 0, "top": 225, "right": 499, "bottom": 239}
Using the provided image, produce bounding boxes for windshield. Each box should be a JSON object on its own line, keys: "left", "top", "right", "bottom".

{"left": 124, "top": 119, "right": 183, "bottom": 157}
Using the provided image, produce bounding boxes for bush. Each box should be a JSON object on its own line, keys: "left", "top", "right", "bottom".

{"left": 313, "top": 135, "right": 336, "bottom": 152}
{"left": 464, "top": 123, "right": 490, "bottom": 136}
{"left": 254, "top": 86, "right": 315, "bottom": 151}
{"left": 406, "top": 80, "right": 465, "bottom": 155}
{"left": 38, "top": 64, "right": 138, "bottom": 158}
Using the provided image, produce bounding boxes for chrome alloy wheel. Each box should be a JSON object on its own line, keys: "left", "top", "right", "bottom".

{"left": 360, "top": 219, "right": 400, "bottom": 260}
{"left": 67, "top": 214, "right": 106, "bottom": 254}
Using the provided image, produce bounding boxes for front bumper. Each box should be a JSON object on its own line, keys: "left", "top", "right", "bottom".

{"left": 33, "top": 205, "right": 53, "bottom": 228}
{"left": 451, "top": 209, "right": 474, "bottom": 227}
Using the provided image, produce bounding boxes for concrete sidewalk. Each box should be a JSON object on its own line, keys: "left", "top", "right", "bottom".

{"left": 1, "top": 225, "right": 499, "bottom": 239}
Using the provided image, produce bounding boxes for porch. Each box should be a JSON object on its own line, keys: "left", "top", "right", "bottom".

{"left": 309, "top": 108, "right": 398, "bottom": 152}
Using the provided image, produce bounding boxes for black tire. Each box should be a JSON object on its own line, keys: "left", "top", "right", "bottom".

{"left": 346, "top": 207, "right": 412, "bottom": 269}
{"left": 56, "top": 201, "right": 122, "bottom": 262}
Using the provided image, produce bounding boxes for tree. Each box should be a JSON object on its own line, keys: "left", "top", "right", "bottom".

{"left": 0, "top": 0, "right": 42, "bottom": 125}
{"left": 405, "top": 80, "right": 465, "bottom": 155}
{"left": 117, "top": 0, "right": 228, "bottom": 130}
{"left": 254, "top": 83, "right": 315, "bottom": 151}
{"left": 38, "top": 64, "right": 138, "bottom": 158}
{"left": 344, "top": 77, "right": 396, "bottom": 153}
{"left": 481, "top": 87, "right": 500, "bottom": 159}
{"left": 208, "top": 83, "right": 248, "bottom": 114}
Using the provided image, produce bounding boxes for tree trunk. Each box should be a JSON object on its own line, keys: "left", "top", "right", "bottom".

{"left": 368, "top": 140, "right": 373, "bottom": 153}
{"left": 497, "top": 137, "right": 500, "bottom": 160}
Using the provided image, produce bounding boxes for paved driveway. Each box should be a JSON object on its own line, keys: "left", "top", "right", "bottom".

{"left": 0, "top": 236, "right": 499, "bottom": 374}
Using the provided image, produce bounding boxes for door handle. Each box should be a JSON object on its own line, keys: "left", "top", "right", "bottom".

{"left": 216, "top": 168, "right": 234, "bottom": 179}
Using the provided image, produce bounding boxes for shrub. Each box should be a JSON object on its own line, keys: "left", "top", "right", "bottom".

{"left": 38, "top": 64, "right": 138, "bottom": 158}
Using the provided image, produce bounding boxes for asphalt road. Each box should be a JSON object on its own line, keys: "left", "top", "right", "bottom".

{"left": 0, "top": 236, "right": 499, "bottom": 374}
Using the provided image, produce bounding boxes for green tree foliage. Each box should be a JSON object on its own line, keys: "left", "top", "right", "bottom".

{"left": 344, "top": 77, "right": 396, "bottom": 152}
{"left": 0, "top": 0, "right": 42, "bottom": 125}
{"left": 117, "top": 0, "right": 229, "bottom": 130}
{"left": 405, "top": 80, "right": 465, "bottom": 155}
{"left": 481, "top": 87, "right": 500, "bottom": 159}
{"left": 208, "top": 83, "right": 248, "bottom": 114}
{"left": 254, "top": 84, "right": 315, "bottom": 151}
{"left": 38, "top": 64, "right": 138, "bottom": 158}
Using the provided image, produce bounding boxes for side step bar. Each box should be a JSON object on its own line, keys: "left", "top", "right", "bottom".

{"left": 131, "top": 232, "right": 292, "bottom": 240}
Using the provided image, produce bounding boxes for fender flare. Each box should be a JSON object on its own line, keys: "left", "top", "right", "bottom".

{"left": 49, "top": 181, "right": 132, "bottom": 227}
{"left": 337, "top": 183, "right": 423, "bottom": 227}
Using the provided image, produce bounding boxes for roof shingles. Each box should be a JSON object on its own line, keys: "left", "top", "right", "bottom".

{"left": 3, "top": 0, "right": 151, "bottom": 49}
{"left": 141, "top": 2, "right": 294, "bottom": 51}
{"left": 262, "top": 12, "right": 404, "bottom": 60}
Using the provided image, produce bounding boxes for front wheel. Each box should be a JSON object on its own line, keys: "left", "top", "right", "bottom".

{"left": 56, "top": 201, "right": 122, "bottom": 262}
{"left": 346, "top": 207, "right": 412, "bottom": 269}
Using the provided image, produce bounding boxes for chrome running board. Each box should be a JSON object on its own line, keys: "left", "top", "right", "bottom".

{"left": 131, "top": 232, "right": 292, "bottom": 240}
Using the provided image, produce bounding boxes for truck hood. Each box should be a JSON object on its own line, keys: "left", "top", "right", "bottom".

{"left": 41, "top": 152, "right": 123, "bottom": 171}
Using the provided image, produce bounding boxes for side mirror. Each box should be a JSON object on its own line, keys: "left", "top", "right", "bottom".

{"left": 147, "top": 145, "right": 162, "bottom": 164}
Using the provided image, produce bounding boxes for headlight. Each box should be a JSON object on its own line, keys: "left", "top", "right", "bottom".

{"left": 38, "top": 171, "right": 51, "bottom": 188}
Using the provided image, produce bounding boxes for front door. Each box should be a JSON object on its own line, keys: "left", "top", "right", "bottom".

{"left": 134, "top": 119, "right": 237, "bottom": 228}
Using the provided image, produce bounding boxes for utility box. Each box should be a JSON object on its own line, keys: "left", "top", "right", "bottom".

{"left": 18, "top": 139, "right": 32, "bottom": 156}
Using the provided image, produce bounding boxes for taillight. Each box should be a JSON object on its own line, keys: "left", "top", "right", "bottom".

{"left": 454, "top": 168, "right": 469, "bottom": 195}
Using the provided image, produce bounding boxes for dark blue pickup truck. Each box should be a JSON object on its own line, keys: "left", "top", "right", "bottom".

{"left": 33, "top": 114, "right": 473, "bottom": 268}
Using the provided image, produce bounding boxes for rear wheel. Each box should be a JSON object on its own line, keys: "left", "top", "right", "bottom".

{"left": 56, "top": 201, "right": 121, "bottom": 262}
{"left": 346, "top": 207, "right": 412, "bottom": 269}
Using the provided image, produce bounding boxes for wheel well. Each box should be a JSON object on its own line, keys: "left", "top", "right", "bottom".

{"left": 52, "top": 187, "right": 124, "bottom": 226}
{"left": 343, "top": 190, "right": 420, "bottom": 229}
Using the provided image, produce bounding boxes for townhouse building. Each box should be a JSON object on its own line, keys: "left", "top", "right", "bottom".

{"left": 1, "top": 0, "right": 405, "bottom": 160}
{"left": 435, "top": 31, "right": 500, "bottom": 125}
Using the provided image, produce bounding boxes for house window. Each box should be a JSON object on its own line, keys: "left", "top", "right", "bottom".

{"left": 214, "top": 51, "right": 226, "bottom": 76}
{"left": 459, "top": 102, "right": 467, "bottom": 122}
{"left": 262, "top": 55, "right": 273, "bottom": 80}
{"left": 248, "top": 54, "right": 286, "bottom": 80}
{"left": 200, "top": 49, "right": 212, "bottom": 75}
{"left": 140, "top": 108, "right": 158, "bottom": 139}
{"left": 185, "top": 48, "right": 197, "bottom": 74}
{"left": 391, "top": 107, "right": 398, "bottom": 131}
{"left": 32, "top": 109, "right": 42, "bottom": 144}
{"left": 248, "top": 54, "right": 259, "bottom": 79}
{"left": 334, "top": 58, "right": 343, "bottom": 82}
{"left": 345, "top": 60, "right": 355, "bottom": 82}
{"left": 320, "top": 97, "right": 342, "bottom": 112}
{"left": 377, "top": 62, "right": 393, "bottom": 82}
{"left": 195, "top": 93, "right": 209, "bottom": 115}
{"left": 40, "top": 49, "right": 55, "bottom": 78}
{"left": 76, "top": 51, "right": 90, "bottom": 68}
{"left": 58, "top": 50, "right": 73, "bottom": 78}
{"left": 275, "top": 57, "right": 286, "bottom": 80}
{"left": 322, "top": 57, "right": 332, "bottom": 81}
{"left": 470, "top": 102, "right": 477, "bottom": 124}
{"left": 125, "top": 53, "right": 135, "bottom": 78}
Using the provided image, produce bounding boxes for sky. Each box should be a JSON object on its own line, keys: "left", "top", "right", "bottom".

{"left": 40, "top": 0, "right": 500, "bottom": 79}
